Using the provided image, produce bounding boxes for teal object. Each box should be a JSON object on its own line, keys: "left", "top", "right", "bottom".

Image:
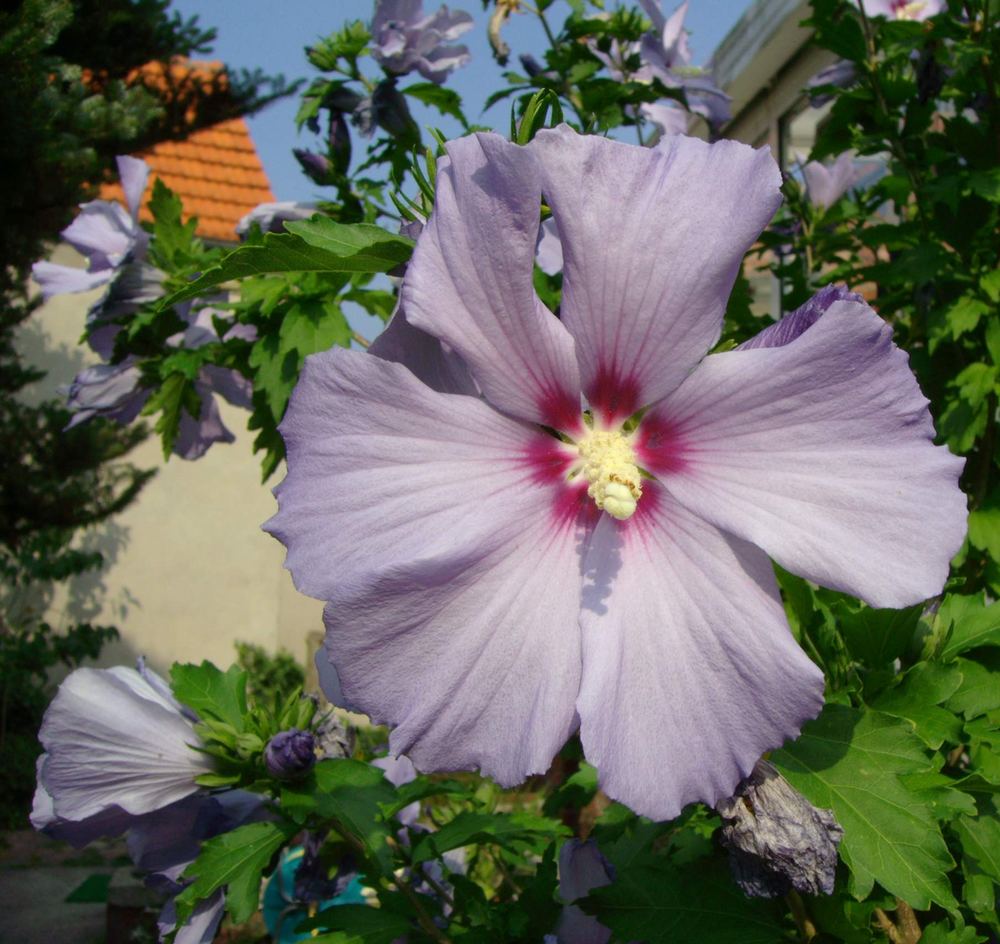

{"left": 262, "top": 845, "right": 368, "bottom": 942}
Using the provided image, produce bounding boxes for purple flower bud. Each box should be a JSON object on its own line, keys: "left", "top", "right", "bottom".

{"left": 294, "top": 148, "right": 333, "bottom": 185}
{"left": 716, "top": 760, "right": 843, "bottom": 898}
{"left": 265, "top": 729, "right": 317, "bottom": 779}
{"left": 519, "top": 54, "right": 546, "bottom": 77}
{"left": 329, "top": 111, "right": 352, "bottom": 175}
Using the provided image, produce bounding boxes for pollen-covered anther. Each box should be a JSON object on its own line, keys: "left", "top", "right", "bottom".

{"left": 576, "top": 429, "right": 643, "bottom": 520}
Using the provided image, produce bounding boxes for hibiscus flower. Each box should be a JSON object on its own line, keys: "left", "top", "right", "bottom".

{"left": 266, "top": 126, "right": 965, "bottom": 820}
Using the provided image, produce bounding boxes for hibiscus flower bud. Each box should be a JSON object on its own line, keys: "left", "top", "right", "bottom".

{"left": 265, "top": 729, "right": 317, "bottom": 779}
{"left": 716, "top": 760, "right": 843, "bottom": 898}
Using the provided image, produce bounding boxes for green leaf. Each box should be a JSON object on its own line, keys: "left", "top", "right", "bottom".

{"left": 343, "top": 288, "right": 398, "bottom": 322}
{"left": 281, "top": 759, "right": 395, "bottom": 870}
{"left": 162, "top": 221, "right": 414, "bottom": 305}
{"left": 410, "top": 811, "right": 569, "bottom": 865}
{"left": 402, "top": 82, "right": 468, "bottom": 127}
{"left": 306, "top": 905, "right": 412, "bottom": 944}
{"left": 170, "top": 662, "right": 248, "bottom": 731}
{"left": 939, "top": 595, "right": 1000, "bottom": 659}
{"left": 587, "top": 853, "right": 787, "bottom": 944}
{"left": 836, "top": 602, "right": 921, "bottom": 666}
{"left": 956, "top": 815, "right": 1000, "bottom": 886}
{"left": 871, "top": 662, "right": 964, "bottom": 748}
{"left": 968, "top": 488, "right": 1000, "bottom": 560}
{"left": 980, "top": 269, "right": 1000, "bottom": 303}
{"left": 942, "top": 295, "right": 991, "bottom": 344}
{"left": 248, "top": 294, "right": 352, "bottom": 418}
{"left": 773, "top": 704, "right": 957, "bottom": 910}
{"left": 947, "top": 655, "right": 1000, "bottom": 718}
{"left": 175, "top": 820, "right": 294, "bottom": 926}
{"left": 898, "top": 771, "right": 977, "bottom": 819}
{"left": 920, "top": 918, "right": 988, "bottom": 944}
{"left": 141, "top": 372, "right": 201, "bottom": 460}
{"left": 968, "top": 168, "right": 1000, "bottom": 202}
{"left": 379, "top": 776, "right": 468, "bottom": 820}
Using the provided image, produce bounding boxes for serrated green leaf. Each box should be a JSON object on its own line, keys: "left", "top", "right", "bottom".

{"left": 921, "top": 918, "right": 988, "bottom": 944}
{"left": 899, "top": 771, "right": 977, "bottom": 818}
{"left": 402, "top": 81, "right": 468, "bottom": 127}
{"left": 837, "top": 602, "right": 921, "bottom": 666}
{"left": 944, "top": 295, "right": 991, "bottom": 342}
{"left": 961, "top": 853, "right": 997, "bottom": 916}
{"left": 939, "top": 595, "right": 1000, "bottom": 659}
{"left": 969, "top": 168, "right": 1000, "bottom": 201}
{"left": 281, "top": 759, "right": 395, "bottom": 870}
{"left": 872, "top": 662, "right": 964, "bottom": 748}
{"left": 306, "top": 905, "right": 412, "bottom": 943}
{"left": 379, "top": 776, "right": 468, "bottom": 820}
{"left": 947, "top": 655, "right": 1000, "bottom": 718}
{"left": 773, "top": 704, "right": 957, "bottom": 910}
{"left": 956, "top": 815, "right": 1000, "bottom": 885}
{"left": 170, "top": 662, "right": 248, "bottom": 732}
{"left": 175, "top": 820, "right": 294, "bottom": 927}
{"left": 969, "top": 488, "right": 1000, "bottom": 560}
{"left": 980, "top": 270, "right": 1000, "bottom": 303}
{"left": 586, "top": 853, "right": 787, "bottom": 944}
{"left": 162, "top": 221, "right": 414, "bottom": 306}
{"left": 410, "top": 811, "right": 568, "bottom": 865}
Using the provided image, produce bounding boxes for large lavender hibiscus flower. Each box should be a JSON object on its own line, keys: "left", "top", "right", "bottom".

{"left": 266, "top": 126, "right": 966, "bottom": 821}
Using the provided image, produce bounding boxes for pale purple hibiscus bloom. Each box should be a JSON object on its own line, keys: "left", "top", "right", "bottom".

{"left": 32, "top": 155, "right": 150, "bottom": 299}
{"left": 236, "top": 200, "right": 319, "bottom": 237}
{"left": 59, "top": 304, "right": 254, "bottom": 460}
{"left": 853, "top": 0, "right": 944, "bottom": 18}
{"left": 589, "top": 1, "right": 731, "bottom": 131}
{"left": 33, "top": 663, "right": 267, "bottom": 944}
{"left": 370, "top": 0, "right": 473, "bottom": 84}
{"left": 801, "top": 152, "right": 878, "bottom": 209}
{"left": 267, "top": 126, "right": 966, "bottom": 821}
{"left": 535, "top": 217, "right": 564, "bottom": 276}
{"left": 32, "top": 155, "right": 253, "bottom": 458}
{"left": 32, "top": 665, "right": 212, "bottom": 828}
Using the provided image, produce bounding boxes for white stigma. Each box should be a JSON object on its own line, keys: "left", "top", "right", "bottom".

{"left": 576, "top": 428, "right": 643, "bottom": 520}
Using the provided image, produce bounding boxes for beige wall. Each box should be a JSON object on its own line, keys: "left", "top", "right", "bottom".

{"left": 16, "top": 245, "right": 324, "bottom": 678}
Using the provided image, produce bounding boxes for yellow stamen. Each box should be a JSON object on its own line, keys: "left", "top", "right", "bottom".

{"left": 576, "top": 429, "right": 643, "bottom": 520}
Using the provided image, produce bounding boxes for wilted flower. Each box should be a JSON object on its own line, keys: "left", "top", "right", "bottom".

{"left": 853, "top": 0, "right": 944, "bottom": 18}
{"left": 265, "top": 728, "right": 317, "bottom": 779}
{"left": 370, "top": 0, "right": 473, "bottom": 83}
{"left": 801, "top": 152, "right": 877, "bottom": 209}
{"left": 268, "top": 126, "right": 965, "bottom": 821}
{"left": 717, "top": 760, "right": 843, "bottom": 897}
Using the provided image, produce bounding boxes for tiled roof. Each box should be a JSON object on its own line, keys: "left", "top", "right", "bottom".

{"left": 99, "top": 62, "right": 274, "bottom": 243}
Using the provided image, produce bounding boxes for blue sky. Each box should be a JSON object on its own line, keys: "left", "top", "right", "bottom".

{"left": 169, "top": 0, "right": 750, "bottom": 202}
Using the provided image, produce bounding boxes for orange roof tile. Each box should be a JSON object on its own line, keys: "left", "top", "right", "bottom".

{"left": 99, "top": 62, "right": 275, "bottom": 243}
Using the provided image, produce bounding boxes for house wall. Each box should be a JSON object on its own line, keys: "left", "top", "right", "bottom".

{"left": 16, "top": 245, "right": 324, "bottom": 679}
{"left": 712, "top": 0, "right": 837, "bottom": 152}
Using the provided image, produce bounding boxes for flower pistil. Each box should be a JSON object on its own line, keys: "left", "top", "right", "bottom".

{"left": 575, "top": 428, "right": 643, "bottom": 520}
